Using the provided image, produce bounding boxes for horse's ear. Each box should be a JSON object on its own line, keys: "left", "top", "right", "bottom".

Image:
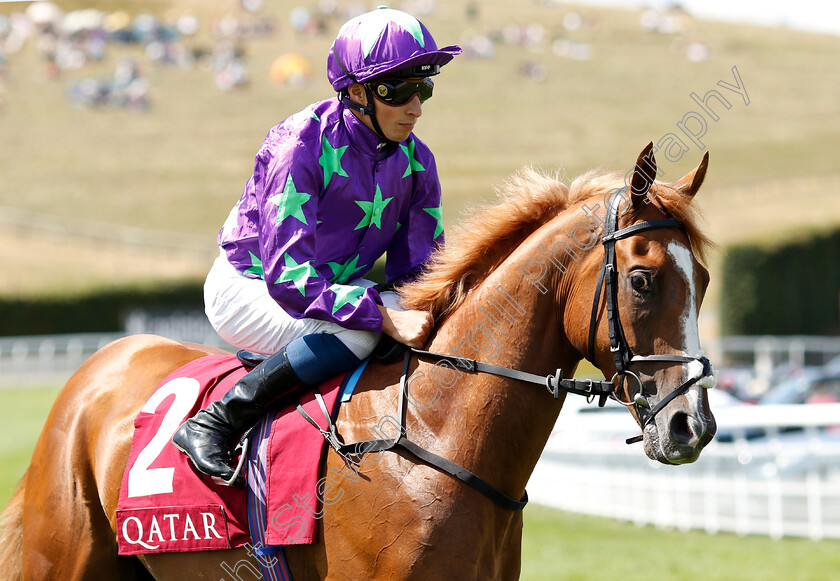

{"left": 630, "top": 142, "right": 657, "bottom": 210}
{"left": 674, "top": 151, "right": 709, "bottom": 199}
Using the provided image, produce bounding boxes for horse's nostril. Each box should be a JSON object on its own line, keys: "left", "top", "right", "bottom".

{"left": 670, "top": 412, "right": 704, "bottom": 447}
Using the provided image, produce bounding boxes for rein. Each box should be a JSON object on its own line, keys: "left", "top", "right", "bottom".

{"left": 300, "top": 187, "right": 714, "bottom": 512}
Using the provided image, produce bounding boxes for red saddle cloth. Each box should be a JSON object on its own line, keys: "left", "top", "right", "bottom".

{"left": 115, "top": 353, "right": 346, "bottom": 555}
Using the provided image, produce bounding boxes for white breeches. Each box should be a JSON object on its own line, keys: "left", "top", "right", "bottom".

{"left": 204, "top": 251, "right": 402, "bottom": 358}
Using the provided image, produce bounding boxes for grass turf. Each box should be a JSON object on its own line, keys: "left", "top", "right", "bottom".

{"left": 0, "top": 385, "right": 62, "bottom": 506}
{"left": 521, "top": 504, "right": 840, "bottom": 581}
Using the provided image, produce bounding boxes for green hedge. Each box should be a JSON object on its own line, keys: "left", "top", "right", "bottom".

{"left": 721, "top": 229, "right": 840, "bottom": 335}
{"left": 0, "top": 281, "right": 205, "bottom": 336}
{"left": 0, "top": 260, "right": 389, "bottom": 337}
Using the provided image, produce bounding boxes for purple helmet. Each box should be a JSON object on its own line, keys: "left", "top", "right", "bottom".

{"left": 327, "top": 7, "right": 461, "bottom": 92}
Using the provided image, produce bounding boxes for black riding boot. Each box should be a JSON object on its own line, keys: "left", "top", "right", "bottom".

{"left": 172, "top": 348, "right": 301, "bottom": 484}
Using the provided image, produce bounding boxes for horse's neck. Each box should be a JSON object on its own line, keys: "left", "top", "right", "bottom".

{"left": 418, "top": 212, "right": 587, "bottom": 499}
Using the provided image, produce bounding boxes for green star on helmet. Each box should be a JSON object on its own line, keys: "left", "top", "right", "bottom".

{"left": 329, "top": 283, "right": 366, "bottom": 314}
{"left": 275, "top": 253, "right": 318, "bottom": 297}
{"left": 358, "top": 9, "right": 425, "bottom": 58}
{"left": 268, "top": 173, "right": 311, "bottom": 226}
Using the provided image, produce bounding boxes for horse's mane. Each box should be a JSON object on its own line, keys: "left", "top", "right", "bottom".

{"left": 399, "top": 166, "right": 712, "bottom": 320}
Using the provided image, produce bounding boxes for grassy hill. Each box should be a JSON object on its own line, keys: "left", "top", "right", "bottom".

{"left": 2, "top": 1, "right": 839, "bottom": 314}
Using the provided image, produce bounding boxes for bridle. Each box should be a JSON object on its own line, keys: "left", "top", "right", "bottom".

{"left": 585, "top": 188, "right": 714, "bottom": 441}
{"left": 296, "top": 187, "right": 714, "bottom": 511}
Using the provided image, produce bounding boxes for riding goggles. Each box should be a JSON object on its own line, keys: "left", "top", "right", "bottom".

{"left": 367, "top": 77, "right": 434, "bottom": 105}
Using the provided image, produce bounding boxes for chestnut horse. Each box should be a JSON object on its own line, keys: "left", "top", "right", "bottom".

{"left": 1, "top": 144, "right": 717, "bottom": 580}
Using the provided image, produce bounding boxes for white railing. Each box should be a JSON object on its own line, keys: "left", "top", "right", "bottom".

{"left": 0, "top": 333, "right": 123, "bottom": 385}
{"left": 528, "top": 403, "right": 840, "bottom": 540}
{"left": 709, "top": 334, "right": 840, "bottom": 373}
{"left": 0, "top": 330, "right": 233, "bottom": 387}
{"left": 714, "top": 335, "right": 840, "bottom": 362}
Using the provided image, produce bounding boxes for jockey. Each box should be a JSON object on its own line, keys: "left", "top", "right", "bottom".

{"left": 173, "top": 7, "right": 461, "bottom": 483}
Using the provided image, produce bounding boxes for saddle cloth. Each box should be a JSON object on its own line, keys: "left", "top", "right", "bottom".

{"left": 115, "top": 353, "right": 357, "bottom": 555}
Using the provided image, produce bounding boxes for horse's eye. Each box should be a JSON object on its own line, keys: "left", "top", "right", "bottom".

{"left": 630, "top": 273, "right": 650, "bottom": 292}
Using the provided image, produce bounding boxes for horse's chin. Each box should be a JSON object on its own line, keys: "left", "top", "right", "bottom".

{"left": 642, "top": 424, "right": 709, "bottom": 465}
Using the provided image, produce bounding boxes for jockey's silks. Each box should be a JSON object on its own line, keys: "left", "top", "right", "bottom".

{"left": 218, "top": 97, "right": 443, "bottom": 333}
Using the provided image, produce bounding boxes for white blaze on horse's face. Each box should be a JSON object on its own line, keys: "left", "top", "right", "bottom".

{"left": 651, "top": 243, "right": 715, "bottom": 452}
{"left": 666, "top": 241, "right": 717, "bottom": 390}
{"left": 666, "top": 241, "right": 704, "bottom": 427}
{"left": 666, "top": 241, "right": 701, "bottom": 356}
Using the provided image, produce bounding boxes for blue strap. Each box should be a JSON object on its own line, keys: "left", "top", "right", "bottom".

{"left": 339, "top": 357, "right": 371, "bottom": 404}
{"left": 253, "top": 544, "right": 282, "bottom": 556}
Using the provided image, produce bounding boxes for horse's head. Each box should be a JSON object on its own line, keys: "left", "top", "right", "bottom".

{"left": 569, "top": 143, "right": 716, "bottom": 464}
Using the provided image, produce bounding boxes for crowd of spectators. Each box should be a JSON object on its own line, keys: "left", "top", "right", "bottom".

{"left": 461, "top": 4, "right": 710, "bottom": 82}
{"left": 0, "top": 0, "right": 711, "bottom": 110}
{"left": 0, "top": 0, "right": 296, "bottom": 109}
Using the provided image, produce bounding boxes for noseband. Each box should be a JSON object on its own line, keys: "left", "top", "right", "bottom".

{"left": 586, "top": 188, "right": 712, "bottom": 442}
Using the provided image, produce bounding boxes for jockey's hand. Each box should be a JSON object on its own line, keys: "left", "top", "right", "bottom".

{"left": 378, "top": 306, "right": 433, "bottom": 349}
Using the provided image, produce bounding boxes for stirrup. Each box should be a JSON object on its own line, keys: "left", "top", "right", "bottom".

{"left": 217, "top": 425, "right": 258, "bottom": 487}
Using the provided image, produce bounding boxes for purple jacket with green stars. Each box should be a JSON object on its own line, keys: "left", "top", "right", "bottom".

{"left": 217, "top": 97, "right": 444, "bottom": 333}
